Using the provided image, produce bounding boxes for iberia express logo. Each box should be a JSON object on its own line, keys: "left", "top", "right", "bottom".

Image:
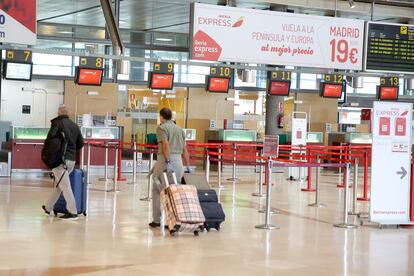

{"left": 232, "top": 17, "right": 244, "bottom": 28}
{"left": 192, "top": 15, "right": 244, "bottom": 60}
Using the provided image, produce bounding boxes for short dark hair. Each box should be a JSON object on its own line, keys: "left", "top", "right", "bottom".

{"left": 159, "top": 108, "right": 172, "bottom": 120}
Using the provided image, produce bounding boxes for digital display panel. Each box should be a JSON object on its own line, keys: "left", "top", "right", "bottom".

{"left": 377, "top": 86, "right": 399, "bottom": 101}
{"left": 4, "top": 61, "right": 33, "bottom": 81}
{"left": 75, "top": 68, "right": 104, "bottom": 86}
{"left": 149, "top": 72, "right": 174, "bottom": 90}
{"left": 207, "top": 77, "right": 230, "bottom": 93}
{"left": 320, "top": 83, "right": 343, "bottom": 99}
{"left": 268, "top": 81, "right": 290, "bottom": 96}
{"left": 365, "top": 22, "right": 414, "bottom": 73}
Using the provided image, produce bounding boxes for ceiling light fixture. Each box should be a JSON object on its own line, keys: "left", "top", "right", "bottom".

{"left": 59, "top": 31, "right": 73, "bottom": 34}
{"left": 156, "top": 38, "right": 173, "bottom": 42}
{"left": 348, "top": 0, "right": 356, "bottom": 8}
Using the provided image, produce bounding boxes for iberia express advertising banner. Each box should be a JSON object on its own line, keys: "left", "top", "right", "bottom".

{"left": 191, "top": 3, "right": 364, "bottom": 70}
{"left": 0, "top": 0, "right": 36, "bottom": 45}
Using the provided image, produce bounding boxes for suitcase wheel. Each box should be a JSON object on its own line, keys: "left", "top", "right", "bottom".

{"left": 53, "top": 211, "right": 58, "bottom": 217}
{"left": 206, "top": 227, "right": 211, "bottom": 232}
{"left": 169, "top": 230, "right": 176, "bottom": 237}
{"left": 194, "top": 231, "right": 199, "bottom": 236}
{"left": 215, "top": 225, "right": 221, "bottom": 231}
{"left": 83, "top": 212, "right": 87, "bottom": 216}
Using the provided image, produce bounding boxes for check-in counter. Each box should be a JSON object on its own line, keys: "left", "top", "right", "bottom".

{"left": 11, "top": 127, "right": 49, "bottom": 172}
{"left": 80, "top": 126, "right": 120, "bottom": 166}
{"left": 307, "top": 132, "right": 324, "bottom": 145}
{"left": 205, "top": 129, "right": 257, "bottom": 170}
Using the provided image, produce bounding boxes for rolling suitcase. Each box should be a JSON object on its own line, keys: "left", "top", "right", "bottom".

{"left": 161, "top": 172, "right": 205, "bottom": 236}
{"left": 53, "top": 169, "right": 87, "bottom": 216}
{"left": 197, "top": 189, "right": 225, "bottom": 231}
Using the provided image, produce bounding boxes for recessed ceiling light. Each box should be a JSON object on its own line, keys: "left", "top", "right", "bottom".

{"left": 156, "top": 38, "right": 173, "bottom": 42}
{"left": 59, "top": 31, "right": 73, "bottom": 34}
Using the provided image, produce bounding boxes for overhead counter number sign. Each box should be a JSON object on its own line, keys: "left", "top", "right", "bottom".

{"left": 6, "top": 49, "right": 32, "bottom": 63}
{"left": 324, "top": 73, "right": 343, "bottom": 84}
{"left": 380, "top": 77, "right": 399, "bottom": 87}
{"left": 79, "top": 56, "right": 104, "bottom": 69}
{"left": 210, "top": 66, "right": 232, "bottom": 77}
{"left": 153, "top": 62, "right": 174, "bottom": 74}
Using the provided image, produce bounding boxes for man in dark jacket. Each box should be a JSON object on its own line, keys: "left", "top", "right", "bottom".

{"left": 42, "top": 105, "right": 84, "bottom": 220}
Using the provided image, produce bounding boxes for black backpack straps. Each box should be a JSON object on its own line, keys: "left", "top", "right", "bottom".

{"left": 58, "top": 120, "right": 68, "bottom": 169}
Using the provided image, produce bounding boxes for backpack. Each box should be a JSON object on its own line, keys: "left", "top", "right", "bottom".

{"left": 41, "top": 122, "right": 68, "bottom": 169}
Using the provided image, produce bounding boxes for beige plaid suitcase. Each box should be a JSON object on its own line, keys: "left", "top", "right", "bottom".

{"left": 161, "top": 172, "right": 205, "bottom": 236}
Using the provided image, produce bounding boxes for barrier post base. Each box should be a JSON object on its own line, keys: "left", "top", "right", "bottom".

{"left": 106, "top": 189, "right": 121, "bottom": 193}
{"left": 127, "top": 182, "right": 138, "bottom": 185}
{"left": 357, "top": 197, "right": 370, "bottom": 201}
{"left": 348, "top": 211, "right": 360, "bottom": 216}
{"left": 255, "top": 224, "right": 280, "bottom": 230}
{"left": 333, "top": 223, "right": 358, "bottom": 229}
{"left": 227, "top": 177, "right": 238, "bottom": 181}
{"left": 252, "top": 192, "right": 266, "bottom": 197}
{"left": 258, "top": 209, "right": 279, "bottom": 214}
{"left": 301, "top": 188, "right": 316, "bottom": 192}
{"left": 308, "top": 203, "right": 326, "bottom": 208}
{"left": 140, "top": 197, "right": 151, "bottom": 201}
{"left": 117, "top": 177, "right": 127, "bottom": 181}
{"left": 99, "top": 178, "right": 114, "bottom": 182}
{"left": 357, "top": 212, "right": 369, "bottom": 219}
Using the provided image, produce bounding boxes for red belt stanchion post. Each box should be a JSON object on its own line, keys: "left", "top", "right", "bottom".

{"left": 301, "top": 147, "right": 316, "bottom": 192}
{"left": 252, "top": 149, "right": 265, "bottom": 197}
{"left": 107, "top": 144, "right": 120, "bottom": 192}
{"left": 334, "top": 162, "right": 358, "bottom": 229}
{"left": 117, "top": 140, "right": 126, "bottom": 181}
{"left": 255, "top": 157, "right": 279, "bottom": 230}
{"left": 227, "top": 143, "right": 238, "bottom": 181}
{"left": 309, "top": 155, "right": 325, "bottom": 207}
{"left": 358, "top": 149, "right": 370, "bottom": 201}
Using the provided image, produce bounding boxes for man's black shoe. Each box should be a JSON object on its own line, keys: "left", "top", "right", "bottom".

{"left": 42, "top": 205, "right": 50, "bottom": 216}
{"left": 148, "top": 222, "right": 161, "bottom": 228}
{"left": 59, "top": 213, "right": 78, "bottom": 220}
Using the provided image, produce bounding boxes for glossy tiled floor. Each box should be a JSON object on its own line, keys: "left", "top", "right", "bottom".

{"left": 0, "top": 169, "right": 413, "bottom": 276}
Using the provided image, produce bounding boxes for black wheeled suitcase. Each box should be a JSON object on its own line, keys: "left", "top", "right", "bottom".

{"left": 197, "top": 189, "right": 225, "bottom": 231}
{"left": 53, "top": 169, "right": 87, "bottom": 216}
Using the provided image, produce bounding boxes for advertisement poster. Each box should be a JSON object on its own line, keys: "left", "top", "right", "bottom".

{"left": 263, "top": 135, "right": 279, "bottom": 157}
{"left": 191, "top": 3, "right": 364, "bottom": 70}
{"left": 371, "top": 102, "right": 413, "bottom": 224}
{"left": 291, "top": 117, "right": 307, "bottom": 146}
{"left": 0, "top": 0, "right": 36, "bottom": 45}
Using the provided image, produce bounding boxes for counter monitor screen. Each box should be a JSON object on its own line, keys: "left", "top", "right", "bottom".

{"left": 75, "top": 68, "right": 104, "bottom": 86}
{"left": 320, "top": 83, "right": 343, "bottom": 99}
{"left": 207, "top": 76, "right": 230, "bottom": 93}
{"left": 268, "top": 81, "right": 290, "bottom": 96}
{"left": 4, "top": 61, "right": 33, "bottom": 81}
{"left": 377, "top": 86, "right": 399, "bottom": 101}
{"left": 149, "top": 72, "right": 174, "bottom": 90}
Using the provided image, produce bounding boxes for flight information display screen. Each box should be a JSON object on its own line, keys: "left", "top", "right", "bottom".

{"left": 365, "top": 22, "right": 414, "bottom": 74}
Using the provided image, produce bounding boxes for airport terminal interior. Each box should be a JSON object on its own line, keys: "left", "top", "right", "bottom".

{"left": 1, "top": 0, "right": 414, "bottom": 275}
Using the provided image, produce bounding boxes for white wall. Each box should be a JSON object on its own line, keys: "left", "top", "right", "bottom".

{"left": 1, "top": 79, "right": 64, "bottom": 127}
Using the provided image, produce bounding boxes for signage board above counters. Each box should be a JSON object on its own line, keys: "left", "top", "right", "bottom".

{"left": 0, "top": 0, "right": 36, "bottom": 45}
{"left": 191, "top": 3, "right": 364, "bottom": 70}
{"left": 365, "top": 22, "right": 414, "bottom": 74}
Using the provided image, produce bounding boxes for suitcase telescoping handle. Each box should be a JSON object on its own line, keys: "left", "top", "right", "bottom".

{"left": 162, "top": 171, "right": 178, "bottom": 187}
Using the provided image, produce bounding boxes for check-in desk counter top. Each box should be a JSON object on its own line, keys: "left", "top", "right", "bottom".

{"left": 11, "top": 127, "right": 49, "bottom": 172}
{"left": 80, "top": 127, "right": 120, "bottom": 166}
